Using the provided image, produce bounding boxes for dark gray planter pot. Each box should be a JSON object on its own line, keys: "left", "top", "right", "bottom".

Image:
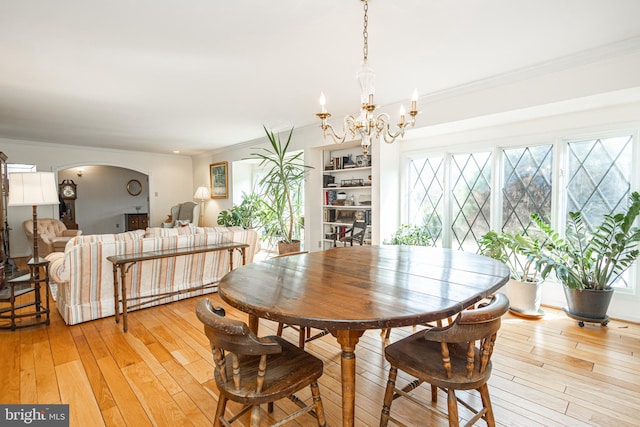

{"left": 563, "top": 285, "right": 614, "bottom": 320}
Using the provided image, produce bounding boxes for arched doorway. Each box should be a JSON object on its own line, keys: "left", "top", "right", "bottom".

{"left": 57, "top": 165, "right": 149, "bottom": 234}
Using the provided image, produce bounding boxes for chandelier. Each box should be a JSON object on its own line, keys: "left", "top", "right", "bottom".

{"left": 316, "top": 0, "right": 419, "bottom": 156}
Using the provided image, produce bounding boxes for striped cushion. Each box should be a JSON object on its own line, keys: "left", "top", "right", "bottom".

{"left": 145, "top": 224, "right": 198, "bottom": 237}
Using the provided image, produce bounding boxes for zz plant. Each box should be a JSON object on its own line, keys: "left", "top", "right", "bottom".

{"left": 530, "top": 191, "right": 640, "bottom": 291}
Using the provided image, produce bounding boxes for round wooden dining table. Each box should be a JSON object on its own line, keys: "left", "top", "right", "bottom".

{"left": 218, "top": 245, "right": 510, "bottom": 427}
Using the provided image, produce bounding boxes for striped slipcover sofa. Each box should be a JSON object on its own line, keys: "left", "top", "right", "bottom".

{"left": 46, "top": 225, "right": 260, "bottom": 325}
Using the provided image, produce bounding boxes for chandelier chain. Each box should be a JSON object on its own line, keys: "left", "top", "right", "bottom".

{"left": 362, "top": 1, "right": 368, "bottom": 61}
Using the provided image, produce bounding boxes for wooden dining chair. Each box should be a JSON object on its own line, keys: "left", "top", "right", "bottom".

{"left": 196, "top": 299, "right": 327, "bottom": 427}
{"left": 379, "top": 293, "right": 509, "bottom": 427}
{"left": 272, "top": 251, "right": 331, "bottom": 349}
{"left": 331, "top": 219, "right": 367, "bottom": 247}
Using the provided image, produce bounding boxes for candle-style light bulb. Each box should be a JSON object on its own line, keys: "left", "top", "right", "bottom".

{"left": 399, "top": 104, "right": 406, "bottom": 124}
{"left": 319, "top": 92, "right": 326, "bottom": 113}
{"left": 411, "top": 89, "right": 418, "bottom": 112}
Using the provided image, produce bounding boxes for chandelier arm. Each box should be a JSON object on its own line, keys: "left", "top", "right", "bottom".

{"left": 321, "top": 122, "right": 347, "bottom": 145}
{"left": 320, "top": 114, "right": 360, "bottom": 144}
{"left": 373, "top": 113, "right": 407, "bottom": 144}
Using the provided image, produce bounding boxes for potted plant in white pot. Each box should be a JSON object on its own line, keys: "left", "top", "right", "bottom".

{"left": 530, "top": 191, "right": 640, "bottom": 326}
{"left": 250, "top": 126, "right": 312, "bottom": 255}
{"left": 478, "top": 230, "right": 544, "bottom": 318}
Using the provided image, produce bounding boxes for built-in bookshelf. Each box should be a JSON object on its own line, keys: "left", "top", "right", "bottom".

{"left": 321, "top": 146, "right": 373, "bottom": 250}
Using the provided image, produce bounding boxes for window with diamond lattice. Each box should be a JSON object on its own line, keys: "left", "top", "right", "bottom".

{"left": 408, "top": 157, "right": 444, "bottom": 245}
{"left": 566, "top": 136, "right": 633, "bottom": 288}
{"left": 502, "top": 146, "right": 553, "bottom": 235}
{"left": 407, "top": 152, "right": 492, "bottom": 251}
{"left": 567, "top": 136, "right": 633, "bottom": 230}
{"left": 451, "top": 152, "right": 492, "bottom": 251}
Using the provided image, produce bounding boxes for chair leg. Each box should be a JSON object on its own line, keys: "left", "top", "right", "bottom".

{"left": 310, "top": 382, "right": 327, "bottom": 427}
{"left": 276, "top": 322, "right": 284, "bottom": 336}
{"left": 213, "top": 395, "right": 227, "bottom": 427}
{"left": 298, "top": 327, "right": 306, "bottom": 349}
{"left": 478, "top": 384, "right": 496, "bottom": 427}
{"left": 446, "top": 389, "right": 459, "bottom": 427}
{"left": 379, "top": 366, "right": 398, "bottom": 427}
{"left": 431, "top": 385, "right": 438, "bottom": 403}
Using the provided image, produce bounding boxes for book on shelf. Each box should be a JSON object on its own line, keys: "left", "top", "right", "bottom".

{"left": 323, "top": 208, "right": 336, "bottom": 223}
{"left": 324, "top": 190, "right": 337, "bottom": 205}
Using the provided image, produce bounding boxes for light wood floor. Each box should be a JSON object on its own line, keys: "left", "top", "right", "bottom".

{"left": 1, "top": 291, "right": 639, "bottom": 427}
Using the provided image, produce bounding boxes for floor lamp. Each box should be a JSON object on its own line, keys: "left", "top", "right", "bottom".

{"left": 7, "top": 172, "right": 59, "bottom": 263}
{"left": 193, "top": 185, "right": 209, "bottom": 227}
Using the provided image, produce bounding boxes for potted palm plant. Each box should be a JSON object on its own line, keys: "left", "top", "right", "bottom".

{"left": 250, "top": 126, "right": 312, "bottom": 254}
{"left": 478, "top": 230, "right": 544, "bottom": 318}
{"left": 530, "top": 191, "right": 640, "bottom": 325}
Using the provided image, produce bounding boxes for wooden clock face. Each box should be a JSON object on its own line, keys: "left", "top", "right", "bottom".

{"left": 60, "top": 181, "right": 77, "bottom": 199}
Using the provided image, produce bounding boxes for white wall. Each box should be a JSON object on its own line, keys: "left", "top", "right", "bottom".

{"left": 1, "top": 138, "right": 194, "bottom": 256}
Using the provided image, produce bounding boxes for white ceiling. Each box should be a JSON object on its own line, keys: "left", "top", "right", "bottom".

{"left": 2, "top": 0, "right": 640, "bottom": 156}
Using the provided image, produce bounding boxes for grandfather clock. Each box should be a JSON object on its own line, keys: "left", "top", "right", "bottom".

{"left": 59, "top": 179, "right": 78, "bottom": 230}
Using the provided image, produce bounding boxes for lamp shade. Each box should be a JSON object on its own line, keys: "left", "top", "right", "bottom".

{"left": 193, "top": 186, "right": 210, "bottom": 201}
{"left": 8, "top": 172, "right": 60, "bottom": 207}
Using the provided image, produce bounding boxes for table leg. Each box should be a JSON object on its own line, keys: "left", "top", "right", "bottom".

{"left": 113, "top": 265, "right": 120, "bottom": 324}
{"left": 32, "top": 265, "right": 42, "bottom": 318}
{"left": 248, "top": 314, "right": 259, "bottom": 335}
{"left": 120, "top": 266, "right": 129, "bottom": 332}
{"left": 335, "top": 329, "right": 365, "bottom": 427}
{"left": 228, "top": 249, "right": 234, "bottom": 271}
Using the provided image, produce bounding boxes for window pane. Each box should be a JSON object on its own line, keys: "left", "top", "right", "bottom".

{"left": 408, "top": 157, "right": 443, "bottom": 244}
{"left": 502, "top": 146, "right": 553, "bottom": 235}
{"left": 451, "top": 152, "right": 491, "bottom": 251}
{"left": 567, "top": 136, "right": 632, "bottom": 229}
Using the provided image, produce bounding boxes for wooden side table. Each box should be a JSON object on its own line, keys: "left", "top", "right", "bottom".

{"left": 0, "top": 258, "right": 50, "bottom": 331}
{"left": 125, "top": 213, "right": 148, "bottom": 231}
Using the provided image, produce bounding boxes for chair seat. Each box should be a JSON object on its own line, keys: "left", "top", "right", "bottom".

{"left": 385, "top": 330, "right": 491, "bottom": 391}
{"left": 215, "top": 335, "right": 324, "bottom": 405}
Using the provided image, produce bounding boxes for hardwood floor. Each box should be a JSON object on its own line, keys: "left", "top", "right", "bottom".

{"left": 1, "top": 291, "right": 639, "bottom": 426}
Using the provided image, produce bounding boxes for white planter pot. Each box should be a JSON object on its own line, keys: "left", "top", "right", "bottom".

{"left": 506, "top": 279, "right": 544, "bottom": 318}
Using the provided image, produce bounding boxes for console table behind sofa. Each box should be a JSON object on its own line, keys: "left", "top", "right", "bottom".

{"left": 47, "top": 226, "right": 260, "bottom": 325}
{"left": 109, "top": 241, "right": 248, "bottom": 332}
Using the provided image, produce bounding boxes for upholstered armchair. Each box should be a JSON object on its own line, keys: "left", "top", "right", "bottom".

{"left": 161, "top": 202, "right": 200, "bottom": 228}
{"left": 22, "top": 218, "right": 82, "bottom": 257}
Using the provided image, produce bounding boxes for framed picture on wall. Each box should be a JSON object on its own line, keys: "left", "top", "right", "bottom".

{"left": 210, "top": 161, "right": 229, "bottom": 199}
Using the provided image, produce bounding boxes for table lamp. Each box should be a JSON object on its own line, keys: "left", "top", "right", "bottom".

{"left": 193, "top": 185, "right": 210, "bottom": 226}
{"left": 7, "top": 172, "right": 59, "bottom": 263}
